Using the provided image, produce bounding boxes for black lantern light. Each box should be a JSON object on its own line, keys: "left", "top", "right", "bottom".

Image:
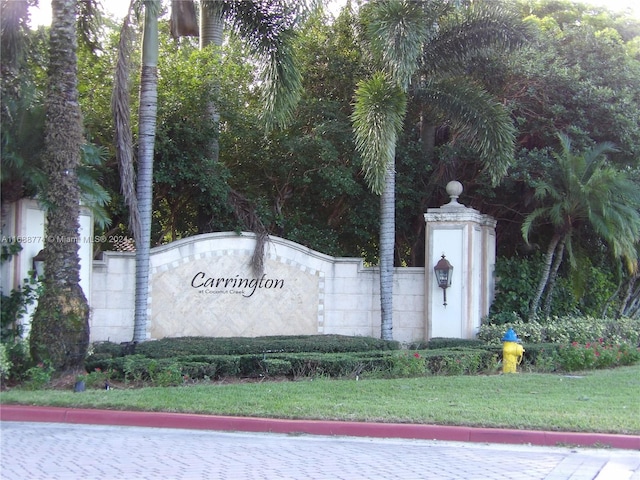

{"left": 434, "top": 254, "right": 453, "bottom": 306}
{"left": 32, "top": 249, "right": 45, "bottom": 280}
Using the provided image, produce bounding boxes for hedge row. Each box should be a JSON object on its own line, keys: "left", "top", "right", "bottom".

{"left": 89, "top": 335, "right": 400, "bottom": 361}
{"left": 410, "top": 337, "right": 486, "bottom": 350}
{"left": 478, "top": 316, "right": 640, "bottom": 346}
{"left": 83, "top": 335, "right": 639, "bottom": 386}
{"left": 85, "top": 347, "right": 499, "bottom": 383}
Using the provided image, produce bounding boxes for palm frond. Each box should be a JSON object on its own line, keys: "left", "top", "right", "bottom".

{"left": 352, "top": 72, "right": 407, "bottom": 194}
{"left": 420, "top": 1, "right": 529, "bottom": 75}
{"left": 524, "top": 134, "right": 640, "bottom": 270}
{"left": 415, "top": 76, "right": 516, "bottom": 184}
{"left": 219, "top": 0, "right": 302, "bottom": 130}
{"left": 111, "top": 1, "right": 141, "bottom": 241}
{"left": 521, "top": 207, "right": 548, "bottom": 243}
{"left": 79, "top": 143, "right": 112, "bottom": 229}
{"left": 77, "top": 0, "right": 103, "bottom": 53}
{"left": 366, "top": 0, "right": 429, "bottom": 88}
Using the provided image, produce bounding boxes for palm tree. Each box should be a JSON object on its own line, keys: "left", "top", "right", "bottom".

{"left": 196, "top": 1, "right": 306, "bottom": 273}
{"left": 132, "top": 0, "right": 161, "bottom": 342}
{"left": 352, "top": 72, "right": 406, "bottom": 340}
{"left": 29, "top": 0, "right": 89, "bottom": 371}
{"left": 116, "top": 0, "right": 304, "bottom": 341}
{"left": 352, "top": 0, "right": 524, "bottom": 340}
{"left": 522, "top": 133, "right": 640, "bottom": 321}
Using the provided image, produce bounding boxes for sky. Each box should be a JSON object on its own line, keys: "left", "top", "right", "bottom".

{"left": 27, "top": 0, "right": 640, "bottom": 28}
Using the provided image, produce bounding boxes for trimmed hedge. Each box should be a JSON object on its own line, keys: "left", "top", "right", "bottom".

{"left": 89, "top": 335, "right": 400, "bottom": 360}
{"left": 85, "top": 347, "right": 499, "bottom": 382}
{"left": 410, "top": 337, "right": 486, "bottom": 350}
{"left": 82, "top": 334, "right": 638, "bottom": 386}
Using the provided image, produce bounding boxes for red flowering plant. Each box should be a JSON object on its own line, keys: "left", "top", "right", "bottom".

{"left": 557, "top": 339, "right": 640, "bottom": 372}
{"left": 387, "top": 351, "right": 425, "bottom": 377}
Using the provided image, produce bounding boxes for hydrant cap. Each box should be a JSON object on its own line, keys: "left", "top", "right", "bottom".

{"left": 502, "top": 328, "right": 521, "bottom": 342}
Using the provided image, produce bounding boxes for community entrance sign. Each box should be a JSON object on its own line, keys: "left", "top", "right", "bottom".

{"left": 3, "top": 181, "right": 497, "bottom": 344}
{"left": 149, "top": 237, "right": 321, "bottom": 338}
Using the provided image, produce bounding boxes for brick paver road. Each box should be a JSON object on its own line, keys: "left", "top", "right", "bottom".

{"left": 1, "top": 421, "right": 639, "bottom": 480}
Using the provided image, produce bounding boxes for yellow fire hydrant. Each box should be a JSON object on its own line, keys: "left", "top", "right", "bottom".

{"left": 502, "top": 328, "right": 524, "bottom": 373}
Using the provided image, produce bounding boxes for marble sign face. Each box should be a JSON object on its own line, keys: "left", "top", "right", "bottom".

{"left": 150, "top": 253, "right": 320, "bottom": 338}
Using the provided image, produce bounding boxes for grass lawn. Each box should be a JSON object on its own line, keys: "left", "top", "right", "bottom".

{"left": 2, "top": 365, "right": 639, "bottom": 435}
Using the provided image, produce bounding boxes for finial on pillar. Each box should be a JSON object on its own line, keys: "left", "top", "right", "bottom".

{"left": 445, "top": 181, "right": 464, "bottom": 206}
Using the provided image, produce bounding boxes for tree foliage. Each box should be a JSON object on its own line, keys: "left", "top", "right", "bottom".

{"left": 5, "top": 0, "right": 640, "bottom": 334}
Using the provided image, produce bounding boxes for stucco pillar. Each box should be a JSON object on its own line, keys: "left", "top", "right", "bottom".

{"left": 424, "top": 181, "right": 496, "bottom": 340}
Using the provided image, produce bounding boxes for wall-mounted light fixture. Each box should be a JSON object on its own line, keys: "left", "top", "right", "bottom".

{"left": 434, "top": 254, "right": 453, "bottom": 306}
{"left": 32, "top": 249, "right": 45, "bottom": 280}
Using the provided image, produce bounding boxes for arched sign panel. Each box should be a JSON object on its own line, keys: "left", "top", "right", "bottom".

{"left": 149, "top": 235, "right": 321, "bottom": 338}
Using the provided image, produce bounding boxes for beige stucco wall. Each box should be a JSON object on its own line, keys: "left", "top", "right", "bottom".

{"left": 1, "top": 198, "right": 93, "bottom": 336}
{"left": 90, "top": 233, "right": 427, "bottom": 344}
{"left": 4, "top": 192, "right": 495, "bottom": 346}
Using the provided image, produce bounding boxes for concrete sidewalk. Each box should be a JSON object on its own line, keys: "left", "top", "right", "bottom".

{"left": 1, "top": 419, "right": 639, "bottom": 480}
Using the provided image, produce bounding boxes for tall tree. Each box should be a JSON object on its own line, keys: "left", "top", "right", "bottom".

{"left": 522, "top": 134, "right": 640, "bottom": 321}
{"left": 352, "top": 72, "right": 406, "bottom": 341}
{"left": 352, "top": 0, "right": 524, "bottom": 340}
{"left": 198, "top": 0, "right": 307, "bottom": 272}
{"left": 119, "top": 0, "right": 304, "bottom": 341}
{"left": 133, "top": 0, "right": 161, "bottom": 342}
{"left": 29, "top": 0, "right": 89, "bottom": 371}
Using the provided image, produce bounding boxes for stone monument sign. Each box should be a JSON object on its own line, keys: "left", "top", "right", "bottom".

{"left": 149, "top": 236, "right": 321, "bottom": 338}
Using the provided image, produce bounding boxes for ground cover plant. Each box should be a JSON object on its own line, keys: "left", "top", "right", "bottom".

{"left": 3, "top": 322, "right": 639, "bottom": 388}
{"left": 2, "top": 365, "right": 638, "bottom": 435}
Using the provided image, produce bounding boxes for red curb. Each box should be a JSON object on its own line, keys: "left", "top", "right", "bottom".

{"left": 2, "top": 405, "right": 639, "bottom": 450}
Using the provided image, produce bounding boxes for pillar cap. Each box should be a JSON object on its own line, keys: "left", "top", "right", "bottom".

{"left": 444, "top": 180, "right": 464, "bottom": 207}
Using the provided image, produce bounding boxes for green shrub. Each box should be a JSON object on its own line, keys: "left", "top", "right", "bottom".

{"left": 383, "top": 351, "right": 425, "bottom": 377}
{"left": 490, "top": 254, "right": 615, "bottom": 319}
{"left": 89, "top": 341, "right": 127, "bottom": 358}
{"left": 131, "top": 335, "right": 400, "bottom": 358}
{"left": 5, "top": 340, "right": 30, "bottom": 380}
{"left": 151, "top": 363, "right": 183, "bottom": 387}
{"left": 122, "top": 355, "right": 153, "bottom": 383}
{"left": 482, "top": 311, "right": 522, "bottom": 326}
{"left": 520, "top": 343, "right": 560, "bottom": 371}
{"left": 411, "top": 337, "right": 486, "bottom": 350}
{"left": 21, "top": 362, "right": 54, "bottom": 390}
{"left": 82, "top": 367, "right": 113, "bottom": 389}
{"left": 286, "top": 352, "right": 373, "bottom": 378}
{"left": 490, "top": 255, "right": 542, "bottom": 319}
{"left": 478, "top": 316, "right": 640, "bottom": 346}
{"left": 0, "top": 343, "right": 12, "bottom": 384}
{"left": 261, "top": 358, "right": 292, "bottom": 377}
{"left": 556, "top": 341, "right": 640, "bottom": 372}
{"left": 1, "top": 276, "right": 41, "bottom": 343}
{"left": 421, "top": 348, "right": 496, "bottom": 375}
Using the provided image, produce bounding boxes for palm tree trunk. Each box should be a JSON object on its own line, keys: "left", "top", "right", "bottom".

{"left": 30, "top": 0, "right": 89, "bottom": 371}
{"left": 192, "top": 1, "right": 223, "bottom": 235}
{"left": 528, "top": 232, "right": 563, "bottom": 321}
{"left": 618, "top": 272, "right": 639, "bottom": 319}
{"left": 379, "top": 156, "right": 396, "bottom": 340}
{"left": 199, "top": 1, "right": 222, "bottom": 164}
{"left": 133, "top": 0, "right": 160, "bottom": 342}
{"left": 420, "top": 112, "right": 436, "bottom": 162}
{"left": 542, "top": 237, "right": 566, "bottom": 317}
{"left": 200, "top": 1, "right": 224, "bottom": 48}
{"left": 198, "top": 2, "right": 268, "bottom": 274}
